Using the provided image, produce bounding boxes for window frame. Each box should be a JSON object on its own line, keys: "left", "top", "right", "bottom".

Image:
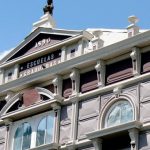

{"left": 9, "top": 110, "right": 55, "bottom": 150}
{"left": 104, "top": 100, "right": 134, "bottom": 128}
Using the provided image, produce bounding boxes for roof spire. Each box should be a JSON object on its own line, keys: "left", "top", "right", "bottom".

{"left": 43, "top": 0, "right": 54, "bottom": 15}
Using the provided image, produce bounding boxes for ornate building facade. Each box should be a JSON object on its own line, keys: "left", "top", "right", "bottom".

{"left": 0, "top": 2, "right": 150, "bottom": 150}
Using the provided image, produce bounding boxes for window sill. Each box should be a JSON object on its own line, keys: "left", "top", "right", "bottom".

{"left": 29, "top": 143, "right": 59, "bottom": 150}
{"left": 86, "top": 121, "right": 142, "bottom": 140}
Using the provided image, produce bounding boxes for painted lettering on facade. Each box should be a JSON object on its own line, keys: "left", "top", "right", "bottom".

{"left": 19, "top": 50, "right": 61, "bottom": 78}
{"left": 35, "top": 38, "right": 51, "bottom": 48}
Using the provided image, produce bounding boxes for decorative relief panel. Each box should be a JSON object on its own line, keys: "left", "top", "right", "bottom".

{"left": 140, "top": 81, "right": 150, "bottom": 103}
{"left": 59, "top": 105, "right": 72, "bottom": 144}
{"left": 78, "top": 97, "right": 100, "bottom": 139}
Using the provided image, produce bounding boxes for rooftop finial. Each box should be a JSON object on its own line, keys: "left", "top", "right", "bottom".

{"left": 128, "top": 15, "right": 139, "bottom": 25}
{"left": 43, "top": 0, "right": 54, "bottom": 15}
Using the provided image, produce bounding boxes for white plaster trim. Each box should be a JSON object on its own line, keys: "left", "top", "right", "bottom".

{"left": 29, "top": 143, "right": 59, "bottom": 150}
{"left": 86, "top": 121, "right": 142, "bottom": 140}
{"left": 35, "top": 87, "right": 54, "bottom": 99}
{"left": 1, "top": 99, "right": 59, "bottom": 121}
{"left": 0, "top": 93, "right": 21, "bottom": 116}
{"left": 1, "top": 30, "right": 150, "bottom": 95}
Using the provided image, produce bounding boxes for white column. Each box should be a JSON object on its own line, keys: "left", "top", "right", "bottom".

{"left": 13, "top": 64, "right": 19, "bottom": 80}
{"left": 95, "top": 60, "right": 105, "bottom": 87}
{"left": 0, "top": 68, "right": 4, "bottom": 85}
{"left": 61, "top": 46, "right": 66, "bottom": 62}
{"left": 128, "top": 128, "right": 139, "bottom": 150}
{"left": 70, "top": 68, "right": 80, "bottom": 96}
{"left": 92, "top": 138, "right": 103, "bottom": 150}
{"left": 130, "top": 47, "right": 141, "bottom": 76}
{"left": 52, "top": 75, "right": 62, "bottom": 97}
{"left": 78, "top": 40, "right": 84, "bottom": 56}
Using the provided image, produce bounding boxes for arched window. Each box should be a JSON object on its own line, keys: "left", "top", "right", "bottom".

{"left": 14, "top": 122, "right": 32, "bottom": 150}
{"left": 36, "top": 114, "right": 54, "bottom": 146}
{"left": 105, "top": 100, "right": 133, "bottom": 128}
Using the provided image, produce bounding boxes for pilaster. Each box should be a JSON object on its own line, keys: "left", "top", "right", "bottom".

{"left": 3, "top": 119, "right": 12, "bottom": 150}
{"left": 52, "top": 103, "right": 61, "bottom": 143}
{"left": 67, "top": 96, "right": 79, "bottom": 147}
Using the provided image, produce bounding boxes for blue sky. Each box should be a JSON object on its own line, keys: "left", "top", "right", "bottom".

{"left": 0, "top": 0, "right": 150, "bottom": 57}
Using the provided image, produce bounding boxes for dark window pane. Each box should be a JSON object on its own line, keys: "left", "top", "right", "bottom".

{"left": 14, "top": 123, "right": 31, "bottom": 150}
{"left": 36, "top": 118, "right": 46, "bottom": 146}
{"left": 46, "top": 115, "right": 54, "bottom": 144}
{"left": 22, "top": 123, "right": 32, "bottom": 150}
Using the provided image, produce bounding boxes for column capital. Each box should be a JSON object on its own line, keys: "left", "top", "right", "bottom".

{"left": 51, "top": 102, "right": 61, "bottom": 111}
{"left": 70, "top": 68, "right": 80, "bottom": 96}
{"left": 95, "top": 60, "right": 105, "bottom": 87}
{"left": 52, "top": 75, "right": 62, "bottom": 96}
{"left": 3, "top": 118, "right": 13, "bottom": 126}
{"left": 130, "top": 47, "right": 141, "bottom": 76}
{"left": 70, "top": 68, "right": 80, "bottom": 80}
{"left": 92, "top": 138, "right": 103, "bottom": 150}
{"left": 95, "top": 60, "right": 105, "bottom": 71}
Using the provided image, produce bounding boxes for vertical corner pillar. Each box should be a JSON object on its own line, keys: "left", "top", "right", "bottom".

{"left": 52, "top": 103, "right": 61, "bottom": 144}
{"left": 52, "top": 75, "right": 62, "bottom": 97}
{"left": 92, "top": 138, "right": 103, "bottom": 150}
{"left": 130, "top": 47, "right": 141, "bottom": 76}
{"left": 0, "top": 68, "right": 4, "bottom": 85}
{"left": 61, "top": 46, "right": 66, "bottom": 62}
{"left": 95, "top": 60, "right": 105, "bottom": 87}
{"left": 70, "top": 68, "right": 80, "bottom": 96}
{"left": 128, "top": 128, "right": 139, "bottom": 150}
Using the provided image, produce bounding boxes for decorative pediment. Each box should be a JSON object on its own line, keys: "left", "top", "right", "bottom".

{"left": 8, "top": 33, "right": 70, "bottom": 61}
{"left": 1, "top": 27, "right": 81, "bottom": 63}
